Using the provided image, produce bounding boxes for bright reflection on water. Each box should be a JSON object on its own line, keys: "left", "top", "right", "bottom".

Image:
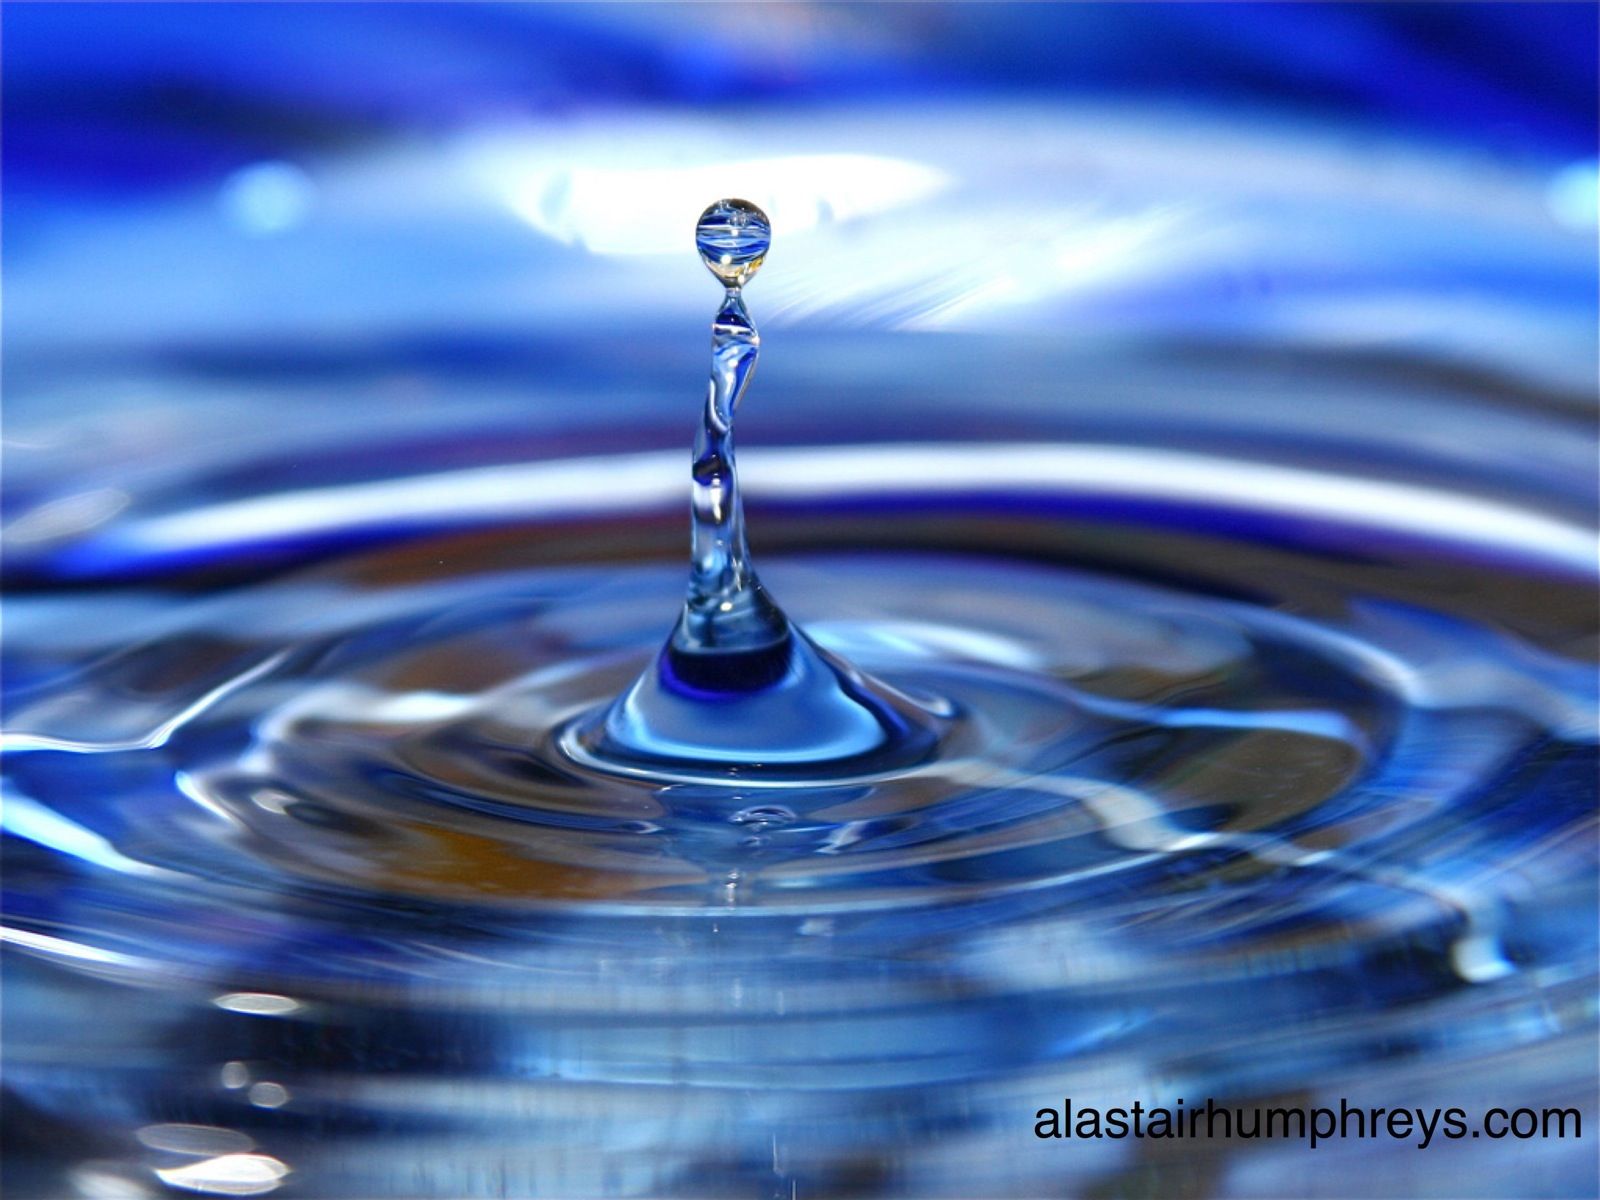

{"left": 3, "top": 98, "right": 1598, "bottom": 1200}
{"left": 484, "top": 147, "right": 949, "bottom": 256}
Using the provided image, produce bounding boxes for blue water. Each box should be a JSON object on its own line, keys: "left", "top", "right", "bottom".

{"left": 6, "top": 410, "right": 1597, "bottom": 1197}
{"left": 586, "top": 199, "right": 942, "bottom": 781}
{"left": 4, "top": 117, "right": 1598, "bottom": 1200}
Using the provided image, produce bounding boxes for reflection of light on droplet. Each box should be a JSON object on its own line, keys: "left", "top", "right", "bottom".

{"left": 220, "top": 1061, "right": 251, "bottom": 1089}
{"left": 136, "top": 1124, "right": 255, "bottom": 1156}
{"left": 155, "top": 1153, "right": 289, "bottom": 1196}
{"left": 213, "top": 992, "right": 302, "bottom": 1016}
{"left": 219, "top": 162, "right": 314, "bottom": 237}
{"left": 247, "top": 1082, "right": 290, "bottom": 1109}
{"left": 4, "top": 488, "right": 129, "bottom": 545}
{"left": 1546, "top": 159, "right": 1599, "bottom": 230}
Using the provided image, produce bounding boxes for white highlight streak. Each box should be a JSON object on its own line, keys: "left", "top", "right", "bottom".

{"left": 1, "top": 652, "right": 288, "bottom": 753}
{"left": 114, "top": 445, "right": 1595, "bottom": 573}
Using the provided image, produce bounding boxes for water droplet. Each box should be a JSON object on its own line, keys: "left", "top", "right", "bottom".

{"left": 696, "top": 198, "right": 771, "bottom": 288}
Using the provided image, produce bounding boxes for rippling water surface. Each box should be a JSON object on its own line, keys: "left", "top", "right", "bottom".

{"left": 5, "top": 103, "right": 1598, "bottom": 1198}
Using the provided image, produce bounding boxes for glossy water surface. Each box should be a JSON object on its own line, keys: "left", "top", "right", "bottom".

{"left": 4, "top": 118, "right": 1598, "bottom": 1200}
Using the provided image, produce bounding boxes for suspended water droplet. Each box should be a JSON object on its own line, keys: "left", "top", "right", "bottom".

{"left": 695, "top": 198, "right": 771, "bottom": 287}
